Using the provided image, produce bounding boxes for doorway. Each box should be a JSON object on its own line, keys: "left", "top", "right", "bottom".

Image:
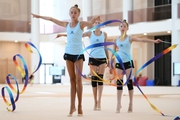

{"left": 154, "top": 35, "right": 171, "bottom": 86}
{"left": 40, "top": 63, "right": 54, "bottom": 84}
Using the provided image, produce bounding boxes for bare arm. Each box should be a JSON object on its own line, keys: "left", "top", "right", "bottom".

{"left": 130, "top": 36, "right": 162, "bottom": 43}
{"left": 80, "top": 16, "right": 100, "bottom": 30}
{"left": 82, "top": 32, "right": 91, "bottom": 38}
{"left": 31, "top": 13, "right": 68, "bottom": 27}
{"left": 104, "top": 32, "right": 109, "bottom": 61}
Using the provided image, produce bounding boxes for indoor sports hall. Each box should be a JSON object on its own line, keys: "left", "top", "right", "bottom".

{"left": 0, "top": 0, "right": 180, "bottom": 120}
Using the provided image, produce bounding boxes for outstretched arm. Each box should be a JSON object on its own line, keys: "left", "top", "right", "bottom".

{"left": 82, "top": 32, "right": 91, "bottom": 38}
{"left": 80, "top": 16, "right": 100, "bottom": 29}
{"left": 130, "top": 36, "right": 162, "bottom": 43}
{"left": 31, "top": 13, "right": 68, "bottom": 28}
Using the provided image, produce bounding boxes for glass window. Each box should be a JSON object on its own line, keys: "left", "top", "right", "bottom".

{"left": 155, "top": 0, "right": 171, "bottom": 6}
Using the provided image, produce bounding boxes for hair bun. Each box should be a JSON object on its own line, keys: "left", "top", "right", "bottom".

{"left": 74, "top": 4, "right": 78, "bottom": 7}
{"left": 123, "top": 19, "right": 126, "bottom": 22}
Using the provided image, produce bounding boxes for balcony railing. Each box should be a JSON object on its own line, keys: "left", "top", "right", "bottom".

{"left": 2, "top": 4, "right": 180, "bottom": 34}
{"left": 128, "top": 4, "right": 171, "bottom": 24}
{"left": 0, "top": 20, "right": 31, "bottom": 33}
{"left": 87, "top": 12, "right": 123, "bottom": 27}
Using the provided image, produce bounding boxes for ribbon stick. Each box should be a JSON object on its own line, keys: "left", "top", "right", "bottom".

{"left": 161, "top": 41, "right": 171, "bottom": 44}
{"left": 1, "top": 42, "right": 42, "bottom": 112}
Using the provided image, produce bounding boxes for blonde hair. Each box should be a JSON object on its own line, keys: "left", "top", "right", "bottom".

{"left": 99, "top": 17, "right": 103, "bottom": 22}
{"left": 122, "top": 19, "right": 129, "bottom": 27}
{"left": 70, "top": 4, "right": 80, "bottom": 13}
{"left": 95, "top": 16, "right": 103, "bottom": 23}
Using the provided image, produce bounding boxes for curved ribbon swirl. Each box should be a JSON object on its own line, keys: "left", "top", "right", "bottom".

{"left": 80, "top": 20, "right": 179, "bottom": 117}
{"left": 1, "top": 42, "right": 42, "bottom": 112}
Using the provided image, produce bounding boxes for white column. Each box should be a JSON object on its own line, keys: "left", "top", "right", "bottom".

{"left": 123, "top": 0, "right": 133, "bottom": 21}
{"left": 123, "top": 0, "right": 133, "bottom": 78}
{"left": 171, "top": 0, "right": 180, "bottom": 86}
{"left": 82, "top": 0, "right": 92, "bottom": 76}
{"left": 31, "top": 0, "right": 40, "bottom": 84}
{"left": 82, "top": 0, "right": 92, "bottom": 21}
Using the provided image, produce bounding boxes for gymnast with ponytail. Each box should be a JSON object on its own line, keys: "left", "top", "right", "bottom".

{"left": 32, "top": 4, "right": 100, "bottom": 117}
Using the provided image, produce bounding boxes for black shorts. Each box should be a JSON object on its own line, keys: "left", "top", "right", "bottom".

{"left": 89, "top": 58, "right": 107, "bottom": 66}
{"left": 115, "top": 60, "right": 134, "bottom": 70}
{"left": 63, "top": 53, "right": 85, "bottom": 63}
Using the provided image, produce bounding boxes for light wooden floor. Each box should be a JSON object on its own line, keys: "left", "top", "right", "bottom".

{"left": 0, "top": 84, "right": 180, "bottom": 120}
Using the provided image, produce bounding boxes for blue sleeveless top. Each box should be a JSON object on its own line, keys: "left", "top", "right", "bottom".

{"left": 89, "top": 31, "right": 106, "bottom": 58}
{"left": 65, "top": 22, "right": 83, "bottom": 55}
{"left": 116, "top": 36, "right": 132, "bottom": 63}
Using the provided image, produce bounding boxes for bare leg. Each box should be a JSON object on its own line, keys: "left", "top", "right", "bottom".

{"left": 128, "top": 90, "right": 133, "bottom": 112}
{"left": 66, "top": 60, "right": 76, "bottom": 116}
{"left": 75, "top": 59, "right": 83, "bottom": 116}
{"left": 116, "top": 69, "right": 123, "bottom": 113}
{"left": 97, "top": 63, "right": 106, "bottom": 111}
{"left": 97, "top": 85, "right": 103, "bottom": 110}
{"left": 126, "top": 69, "right": 134, "bottom": 113}
{"left": 116, "top": 90, "right": 123, "bottom": 113}
{"left": 92, "top": 87, "right": 97, "bottom": 110}
{"left": 90, "top": 65, "right": 98, "bottom": 110}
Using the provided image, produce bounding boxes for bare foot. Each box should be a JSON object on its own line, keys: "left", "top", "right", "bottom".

{"left": 67, "top": 108, "right": 76, "bottom": 117}
{"left": 97, "top": 101, "right": 101, "bottom": 111}
{"left": 128, "top": 104, "right": 133, "bottom": 113}
{"left": 78, "top": 106, "right": 83, "bottom": 116}
{"left": 116, "top": 105, "right": 122, "bottom": 113}
{"left": 93, "top": 102, "right": 97, "bottom": 110}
